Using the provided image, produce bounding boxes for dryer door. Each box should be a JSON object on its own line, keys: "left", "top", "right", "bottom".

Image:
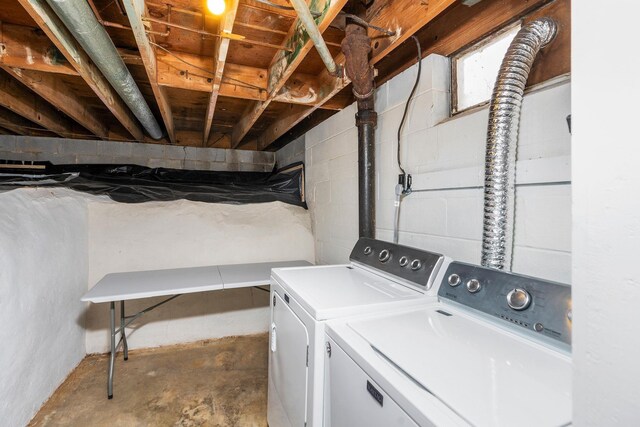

{"left": 268, "top": 292, "right": 309, "bottom": 427}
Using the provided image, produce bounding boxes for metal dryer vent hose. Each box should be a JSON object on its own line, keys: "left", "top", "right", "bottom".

{"left": 45, "top": 0, "right": 163, "bottom": 139}
{"left": 481, "top": 18, "right": 557, "bottom": 270}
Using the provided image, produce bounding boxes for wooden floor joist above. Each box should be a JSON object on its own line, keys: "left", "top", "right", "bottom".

{"left": 0, "top": 0, "right": 569, "bottom": 150}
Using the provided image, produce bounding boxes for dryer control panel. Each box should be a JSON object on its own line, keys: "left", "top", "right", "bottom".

{"left": 349, "top": 238, "right": 444, "bottom": 290}
{"left": 438, "top": 261, "right": 572, "bottom": 346}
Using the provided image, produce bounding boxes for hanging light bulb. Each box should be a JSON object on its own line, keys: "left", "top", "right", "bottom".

{"left": 207, "top": 0, "right": 226, "bottom": 15}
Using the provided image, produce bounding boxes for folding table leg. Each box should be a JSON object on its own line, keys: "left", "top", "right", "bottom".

{"left": 121, "top": 300, "right": 128, "bottom": 361}
{"left": 108, "top": 301, "right": 116, "bottom": 399}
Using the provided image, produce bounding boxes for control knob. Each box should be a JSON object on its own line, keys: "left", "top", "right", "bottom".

{"left": 410, "top": 259, "right": 422, "bottom": 271}
{"left": 466, "top": 279, "right": 481, "bottom": 293}
{"left": 378, "top": 249, "right": 391, "bottom": 263}
{"left": 506, "top": 288, "right": 531, "bottom": 311}
{"left": 399, "top": 256, "right": 409, "bottom": 267}
{"left": 448, "top": 274, "right": 461, "bottom": 286}
{"left": 364, "top": 246, "right": 373, "bottom": 255}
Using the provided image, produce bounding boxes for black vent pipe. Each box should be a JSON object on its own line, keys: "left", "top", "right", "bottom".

{"left": 342, "top": 19, "right": 376, "bottom": 238}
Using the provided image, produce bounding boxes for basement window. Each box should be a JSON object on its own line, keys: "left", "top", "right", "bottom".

{"left": 452, "top": 24, "right": 521, "bottom": 114}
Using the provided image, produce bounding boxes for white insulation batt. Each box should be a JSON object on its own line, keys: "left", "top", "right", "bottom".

{"left": 0, "top": 188, "right": 314, "bottom": 425}
{"left": 0, "top": 189, "right": 89, "bottom": 427}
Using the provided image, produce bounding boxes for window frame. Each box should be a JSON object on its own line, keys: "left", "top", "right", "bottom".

{"left": 450, "top": 22, "right": 522, "bottom": 116}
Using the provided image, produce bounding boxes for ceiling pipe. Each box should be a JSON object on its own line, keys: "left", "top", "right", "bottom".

{"left": 342, "top": 18, "right": 376, "bottom": 238}
{"left": 45, "top": 0, "right": 163, "bottom": 139}
{"left": 289, "top": 0, "right": 339, "bottom": 76}
{"left": 481, "top": 18, "right": 557, "bottom": 270}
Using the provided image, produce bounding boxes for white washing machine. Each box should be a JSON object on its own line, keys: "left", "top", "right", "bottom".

{"left": 324, "top": 261, "right": 572, "bottom": 427}
{"left": 267, "top": 237, "right": 452, "bottom": 427}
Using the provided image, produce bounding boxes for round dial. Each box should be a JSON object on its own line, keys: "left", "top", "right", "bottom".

{"left": 410, "top": 259, "right": 422, "bottom": 271}
{"left": 364, "top": 246, "right": 372, "bottom": 255}
{"left": 448, "top": 274, "right": 461, "bottom": 286}
{"left": 378, "top": 249, "right": 391, "bottom": 263}
{"left": 466, "top": 279, "right": 481, "bottom": 293}
{"left": 399, "top": 256, "right": 409, "bottom": 267}
{"left": 506, "top": 288, "right": 531, "bottom": 311}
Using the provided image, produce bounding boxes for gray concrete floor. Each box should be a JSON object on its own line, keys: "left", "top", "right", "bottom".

{"left": 29, "top": 334, "right": 268, "bottom": 427}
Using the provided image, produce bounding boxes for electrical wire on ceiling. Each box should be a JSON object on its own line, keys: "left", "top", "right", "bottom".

{"left": 148, "top": 42, "right": 265, "bottom": 91}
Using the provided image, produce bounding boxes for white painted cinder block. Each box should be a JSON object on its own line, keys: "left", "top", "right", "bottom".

{"left": 300, "top": 52, "right": 572, "bottom": 283}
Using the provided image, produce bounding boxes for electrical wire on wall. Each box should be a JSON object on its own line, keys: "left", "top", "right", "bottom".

{"left": 393, "top": 35, "right": 422, "bottom": 244}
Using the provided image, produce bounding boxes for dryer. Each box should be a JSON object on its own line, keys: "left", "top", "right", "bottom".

{"left": 267, "top": 237, "right": 451, "bottom": 427}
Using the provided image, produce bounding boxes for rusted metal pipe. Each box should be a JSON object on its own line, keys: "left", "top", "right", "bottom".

{"left": 342, "top": 20, "right": 377, "bottom": 238}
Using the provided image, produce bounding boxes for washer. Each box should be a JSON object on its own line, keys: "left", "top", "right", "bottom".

{"left": 267, "top": 237, "right": 452, "bottom": 427}
{"left": 325, "top": 261, "right": 572, "bottom": 426}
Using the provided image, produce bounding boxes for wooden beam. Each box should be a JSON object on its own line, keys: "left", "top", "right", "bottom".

{"left": 257, "top": 0, "right": 457, "bottom": 150}
{"left": 16, "top": 0, "right": 145, "bottom": 140}
{"left": 0, "top": 22, "right": 76, "bottom": 75}
{"left": 230, "top": 0, "right": 348, "bottom": 148}
{"left": 202, "top": 0, "right": 240, "bottom": 144}
{"left": 1, "top": 67, "right": 109, "bottom": 138}
{"left": 272, "top": 0, "right": 562, "bottom": 150}
{"left": 121, "top": 0, "right": 175, "bottom": 143}
{"left": 0, "top": 71, "right": 78, "bottom": 137}
{"left": 0, "top": 107, "right": 52, "bottom": 136}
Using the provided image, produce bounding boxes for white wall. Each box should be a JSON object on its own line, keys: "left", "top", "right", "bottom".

{"left": 85, "top": 200, "right": 315, "bottom": 353}
{"left": 303, "top": 54, "right": 571, "bottom": 283}
{"left": 572, "top": 2, "right": 640, "bottom": 424}
{"left": 0, "top": 187, "right": 314, "bottom": 422}
{"left": 0, "top": 189, "right": 89, "bottom": 427}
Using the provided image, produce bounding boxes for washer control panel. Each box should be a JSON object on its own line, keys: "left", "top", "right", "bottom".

{"left": 350, "top": 237, "right": 444, "bottom": 290}
{"left": 438, "top": 261, "right": 572, "bottom": 346}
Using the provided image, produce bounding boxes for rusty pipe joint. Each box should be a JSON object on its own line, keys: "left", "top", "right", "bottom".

{"left": 341, "top": 23, "right": 375, "bottom": 101}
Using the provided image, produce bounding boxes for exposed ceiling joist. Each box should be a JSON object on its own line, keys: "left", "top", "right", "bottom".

{"left": 0, "top": 107, "right": 52, "bottom": 136}
{"left": 16, "top": 0, "right": 145, "bottom": 141}
{"left": 0, "top": 66, "right": 110, "bottom": 138}
{"left": 0, "top": 22, "right": 76, "bottom": 75}
{"left": 230, "top": 0, "right": 348, "bottom": 148}
{"left": 0, "top": 70, "right": 80, "bottom": 137}
{"left": 203, "top": 0, "right": 240, "bottom": 144}
{"left": 121, "top": 0, "right": 175, "bottom": 144}
{"left": 256, "top": 0, "right": 458, "bottom": 150}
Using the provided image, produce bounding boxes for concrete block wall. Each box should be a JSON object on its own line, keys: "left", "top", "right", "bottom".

{"left": 275, "top": 135, "right": 305, "bottom": 168}
{"left": 0, "top": 136, "right": 275, "bottom": 172}
{"left": 300, "top": 54, "right": 571, "bottom": 283}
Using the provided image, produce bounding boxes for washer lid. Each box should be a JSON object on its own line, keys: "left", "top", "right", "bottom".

{"left": 348, "top": 305, "right": 572, "bottom": 427}
{"left": 272, "top": 265, "right": 424, "bottom": 320}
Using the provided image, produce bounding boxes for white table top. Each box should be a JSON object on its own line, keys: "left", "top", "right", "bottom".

{"left": 82, "top": 260, "right": 312, "bottom": 303}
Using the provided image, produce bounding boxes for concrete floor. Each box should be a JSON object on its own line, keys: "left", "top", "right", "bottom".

{"left": 29, "top": 334, "right": 269, "bottom": 427}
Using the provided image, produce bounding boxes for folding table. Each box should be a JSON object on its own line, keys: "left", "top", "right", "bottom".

{"left": 81, "top": 260, "right": 311, "bottom": 398}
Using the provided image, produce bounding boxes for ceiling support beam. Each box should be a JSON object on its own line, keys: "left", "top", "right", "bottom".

{"left": 0, "top": 67, "right": 109, "bottom": 138}
{"left": 16, "top": 0, "right": 145, "bottom": 140}
{"left": 0, "top": 22, "right": 76, "bottom": 75}
{"left": 121, "top": 0, "right": 175, "bottom": 144}
{"left": 202, "top": 0, "right": 240, "bottom": 145}
{"left": 256, "top": 0, "right": 457, "bottom": 150}
{"left": 0, "top": 108, "right": 52, "bottom": 136}
{"left": 230, "top": 0, "right": 348, "bottom": 148}
{"left": 0, "top": 71, "right": 79, "bottom": 137}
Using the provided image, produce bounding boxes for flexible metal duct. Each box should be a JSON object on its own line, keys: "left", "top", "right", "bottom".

{"left": 481, "top": 18, "right": 557, "bottom": 270}
{"left": 45, "top": 0, "right": 163, "bottom": 139}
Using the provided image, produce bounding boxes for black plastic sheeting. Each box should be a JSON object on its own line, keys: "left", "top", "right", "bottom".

{"left": 0, "top": 162, "right": 306, "bottom": 207}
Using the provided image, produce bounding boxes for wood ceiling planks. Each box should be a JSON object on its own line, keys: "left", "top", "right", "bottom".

{"left": 0, "top": 0, "right": 568, "bottom": 150}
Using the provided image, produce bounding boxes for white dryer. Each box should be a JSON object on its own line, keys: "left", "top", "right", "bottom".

{"left": 324, "top": 261, "right": 572, "bottom": 427}
{"left": 267, "top": 237, "right": 451, "bottom": 427}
